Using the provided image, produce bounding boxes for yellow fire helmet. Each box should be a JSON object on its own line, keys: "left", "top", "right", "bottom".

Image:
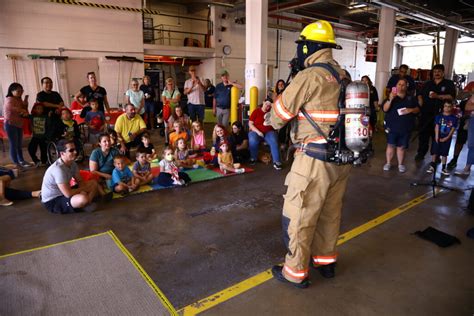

{"left": 296, "top": 20, "right": 342, "bottom": 49}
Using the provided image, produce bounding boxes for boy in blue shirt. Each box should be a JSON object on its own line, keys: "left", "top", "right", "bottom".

{"left": 110, "top": 155, "right": 137, "bottom": 194}
{"left": 427, "top": 101, "right": 458, "bottom": 175}
{"left": 85, "top": 99, "right": 106, "bottom": 144}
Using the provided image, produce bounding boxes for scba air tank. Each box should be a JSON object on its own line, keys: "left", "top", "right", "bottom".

{"left": 345, "top": 81, "right": 370, "bottom": 157}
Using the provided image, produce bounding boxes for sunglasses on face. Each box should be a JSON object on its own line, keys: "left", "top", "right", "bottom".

{"left": 66, "top": 148, "right": 77, "bottom": 153}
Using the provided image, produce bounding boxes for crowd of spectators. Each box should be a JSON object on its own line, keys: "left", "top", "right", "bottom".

{"left": 3, "top": 63, "right": 473, "bottom": 212}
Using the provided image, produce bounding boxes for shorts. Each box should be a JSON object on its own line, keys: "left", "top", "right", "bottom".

{"left": 386, "top": 131, "right": 410, "bottom": 149}
{"left": 431, "top": 139, "right": 452, "bottom": 157}
{"left": 42, "top": 196, "right": 77, "bottom": 214}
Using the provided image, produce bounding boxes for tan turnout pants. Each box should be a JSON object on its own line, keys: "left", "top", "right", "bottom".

{"left": 281, "top": 153, "right": 351, "bottom": 283}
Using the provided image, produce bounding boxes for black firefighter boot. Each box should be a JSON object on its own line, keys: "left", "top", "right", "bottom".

{"left": 271, "top": 265, "right": 310, "bottom": 289}
{"left": 316, "top": 263, "right": 336, "bottom": 279}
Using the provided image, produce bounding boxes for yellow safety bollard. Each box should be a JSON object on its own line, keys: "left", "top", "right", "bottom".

{"left": 250, "top": 86, "right": 258, "bottom": 116}
{"left": 230, "top": 86, "right": 239, "bottom": 125}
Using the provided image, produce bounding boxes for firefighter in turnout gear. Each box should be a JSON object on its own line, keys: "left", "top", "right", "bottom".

{"left": 270, "top": 20, "right": 352, "bottom": 288}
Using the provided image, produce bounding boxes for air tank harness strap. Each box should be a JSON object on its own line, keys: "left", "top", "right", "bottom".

{"left": 293, "top": 142, "right": 331, "bottom": 162}
{"left": 295, "top": 62, "right": 343, "bottom": 162}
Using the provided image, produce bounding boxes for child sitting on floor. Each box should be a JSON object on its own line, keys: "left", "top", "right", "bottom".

{"left": 157, "top": 148, "right": 191, "bottom": 187}
{"left": 137, "top": 132, "right": 157, "bottom": 161}
{"left": 174, "top": 137, "right": 197, "bottom": 169}
{"left": 191, "top": 120, "right": 206, "bottom": 152}
{"left": 169, "top": 121, "right": 188, "bottom": 150}
{"left": 427, "top": 101, "right": 458, "bottom": 175}
{"left": 110, "top": 155, "right": 137, "bottom": 194}
{"left": 132, "top": 149, "right": 154, "bottom": 186}
{"left": 218, "top": 141, "right": 245, "bottom": 174}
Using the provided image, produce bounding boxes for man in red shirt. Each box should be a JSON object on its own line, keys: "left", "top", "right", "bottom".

{"left": 248, "top": 101, "right": 282, "bottom": 170}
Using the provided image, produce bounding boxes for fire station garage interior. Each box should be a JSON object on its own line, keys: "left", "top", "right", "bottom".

{"left": 1, "top": 0, "right": 473, "bottom": 315}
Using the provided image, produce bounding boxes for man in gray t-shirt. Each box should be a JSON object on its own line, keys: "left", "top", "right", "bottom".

{"left": 41, "top": 139, "right": 99, "bottom": 214}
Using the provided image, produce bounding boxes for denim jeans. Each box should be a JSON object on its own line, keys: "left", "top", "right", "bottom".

{"left": 5, "top": 122, "right": 24, "bottom": 164}
{"left": 248, "top": 130, "right": 281, "bottom": 163}
{"left": 188, "top": 103, "right": 205, "bottom": 122}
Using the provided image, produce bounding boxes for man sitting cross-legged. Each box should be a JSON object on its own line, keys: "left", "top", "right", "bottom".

{"left": 41, "top": 139, "right": 100, "bottom": 214}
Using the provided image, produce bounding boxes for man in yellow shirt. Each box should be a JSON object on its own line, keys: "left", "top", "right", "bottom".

{"left": 114, "top": 104, "right": 147, "bottom": 156}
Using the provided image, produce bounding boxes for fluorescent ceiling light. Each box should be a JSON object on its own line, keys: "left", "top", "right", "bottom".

{"left": 447, "top": 24, "right": 466, "bottom": 32}
{"left": 371, "top": 0, "right": 399, "bottom": 11}
{"left": 410, "top": 13, "right": 444, "bottom": 25}
{"left": 349, "top": 3, "right": 367, "bottom": 9}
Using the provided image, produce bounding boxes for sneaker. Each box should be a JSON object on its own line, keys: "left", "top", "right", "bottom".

{"left": 0, "top": 198, "right": 13, "bottom": 206}
{"left": 426, "top": 166, "right": 435, "bottom": 173}
{"left": 273, "top": 162, "right": 283, "bottom": 170}
{"left": 271, "top": 265, "right": 309, "bottom": 289}
{"left": 249, "top": 159, "right": 256, "bottom": 166}
{"left": 454, "top": 169, "right": 471, "bottom": 176}
{"left": 383, "top": 163, "right": 391, "bottom": 171}
{"left": 316, "top": 263, "right": 336, "bottom": 279}
{"left": 236, "top": 168, "right": 245, "bottom": 174}
{"left": 398, "top": 165, "right": 406, "bottom": 173}
{"left": 19, "top": 161, "right": 33, "bottom": 168}
{"left": 82, "top": 202, "right": 97, "bottom": 213}
{"left": 441, "top": 169, "right": 450, "bottom": 176}
{"left": 447, "top": 159, "right": 457, "bottom": 170}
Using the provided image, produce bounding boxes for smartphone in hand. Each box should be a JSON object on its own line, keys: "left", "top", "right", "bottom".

{"left": 391, "top": 87, "right": 397, "bottom": 95}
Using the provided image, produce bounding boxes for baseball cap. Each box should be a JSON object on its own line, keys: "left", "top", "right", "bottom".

{"left": 220, "top": 69, "right": 229, "bottom": 76}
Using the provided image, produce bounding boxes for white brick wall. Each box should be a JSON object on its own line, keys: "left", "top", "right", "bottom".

{"left": 0, "top": 0, "right": 144, "bottom": 109}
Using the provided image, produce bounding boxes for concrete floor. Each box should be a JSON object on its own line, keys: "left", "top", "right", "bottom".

{"left": 0, "top": 129, "right": 473, "bottom": 315}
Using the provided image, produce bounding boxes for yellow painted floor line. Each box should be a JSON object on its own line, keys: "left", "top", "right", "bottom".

{"left": 108, "top": 231, "right": 178, "bottom": 316}
{"left": 177, "top": 189, "right": 442, "bottom": 316}
{"left": 0, "top": 230, "right": 178, "bottom": 315}
{"left": 0, "top": 231, "right": 109, "bottom": 259}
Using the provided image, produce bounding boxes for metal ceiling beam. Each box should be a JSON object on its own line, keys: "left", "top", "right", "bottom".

{"left": 371, "top": 0, "right": 474, "bottom": 36}
{"left": 291, "top": 9, "right": 370, "bottom": 28}
{"left": 269, "top": 0, "right": 326, "bottom": 14}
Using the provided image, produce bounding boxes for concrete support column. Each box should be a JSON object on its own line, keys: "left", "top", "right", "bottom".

{"left": 442, "top": 27, "right": 459, "bottom": 79}
{"left": 374, "top": 6, "right": 396, "bottom": 99}
{"left": 245, "top": 0, "right": 268, "bottom": 105}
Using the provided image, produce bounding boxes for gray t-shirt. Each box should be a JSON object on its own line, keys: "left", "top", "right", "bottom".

{"left": 41, "top": 158, "right": 79, "bottom": 202}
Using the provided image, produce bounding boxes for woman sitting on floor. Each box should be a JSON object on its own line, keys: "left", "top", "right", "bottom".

{"left": 230, "top": 121, "right": 249, "bottom": 163}
{"left": 88, "top": 133, "right": 120, "bottom": 189}
{"left": 168, "top": 105, "right": 190, "bottom": 134}
{"left": 211, "top": 124, "right": 234, "bottom": 166}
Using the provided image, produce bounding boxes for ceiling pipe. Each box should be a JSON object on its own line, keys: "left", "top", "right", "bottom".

{"left": 288, "top": 10, "right": 370, "bottom": 28}
{"left": 371, "top": 0, "right": 474, "bottom": 36}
